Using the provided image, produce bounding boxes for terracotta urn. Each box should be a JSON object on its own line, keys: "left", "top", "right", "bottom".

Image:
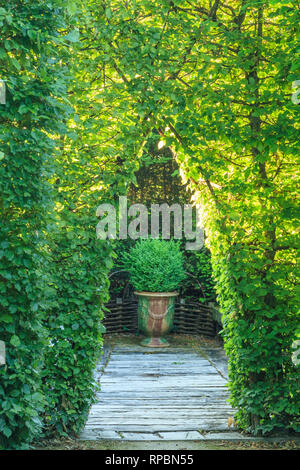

{"left": 135, "top": 291, "right": 178, "bottom": 347}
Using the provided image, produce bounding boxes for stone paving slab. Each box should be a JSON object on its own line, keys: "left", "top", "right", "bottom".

{"left": 157, "top": 431, "right": 204, "bottom": 441}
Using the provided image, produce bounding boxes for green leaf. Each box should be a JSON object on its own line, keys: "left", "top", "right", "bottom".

{"left": 10, "top": 335, "right": 21, "bottom": 347}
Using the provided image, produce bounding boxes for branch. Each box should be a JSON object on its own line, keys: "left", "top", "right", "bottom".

{"left": 166, "top": 122, "right": 220, "bottom": 202}
{"left": 209, "top": 0, "right": 220, "bottom": 20}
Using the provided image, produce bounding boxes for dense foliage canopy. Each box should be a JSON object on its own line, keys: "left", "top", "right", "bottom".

{"left": 0, "top": 0, "right": 113, "bottom": 448}
{"left": 0, "top": 0, "right": 299, "bottom": 448}
{"left": 0, "top": 0, "right": 73, "bottom": 448}
{"left": 90, "top": 0, "right": 299, "bottom": 434}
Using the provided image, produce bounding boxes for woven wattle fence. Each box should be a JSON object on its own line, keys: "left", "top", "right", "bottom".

{"left": 103, "top": 298, "right": 216, "bottom": 337}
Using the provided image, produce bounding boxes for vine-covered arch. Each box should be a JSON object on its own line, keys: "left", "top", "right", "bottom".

{"left": 91, "top": 0, "right": 299, "bottom": 433}
{"left": 0, "top": 0, "right": 299, "bottom": 449}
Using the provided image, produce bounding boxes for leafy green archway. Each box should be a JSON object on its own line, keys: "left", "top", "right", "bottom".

{"left": 78, "top": 0, "right": 299, "bottom": 434}
{"left": 0, "top": 0, "right": 299, "bottom": 449}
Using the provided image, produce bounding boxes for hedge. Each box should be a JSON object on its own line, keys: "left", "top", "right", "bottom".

{"left": 0, "top": 0, "right": 72, "bottom": 449}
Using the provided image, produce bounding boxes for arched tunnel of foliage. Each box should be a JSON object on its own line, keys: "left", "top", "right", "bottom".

{"left": 0, "top": 0, "right": 299, "bottom": 448}
{"left": 110, "top": 134, "right": 216, "bottom": 304}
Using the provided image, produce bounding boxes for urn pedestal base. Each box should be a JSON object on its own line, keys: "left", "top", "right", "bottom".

{"left": 140, "top": 337, "right": 170, "bottom": 348}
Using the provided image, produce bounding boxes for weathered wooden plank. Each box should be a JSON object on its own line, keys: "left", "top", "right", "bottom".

{"left": 87, "top": 415, "right": 231, "bottom": 421}
{"left": 95, "top": 394, "right": 229, "bottom": 400}
{"left": 80, "top": 343, "right": 234, "bottom": 440}
{"left": 89, "top": 405, "right": 232, "bottom": 410}
{"left": 83, "top": 423, "right": 229, "bottom": 432}
{"left": 84, "top": 418, "right": 231, "bottom": 425}
{"left": 95, "top": 400, "right": 230, "bottom": 406}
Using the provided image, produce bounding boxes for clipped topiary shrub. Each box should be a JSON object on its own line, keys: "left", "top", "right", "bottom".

{"left": 122, "top": 239, "right": 186, "bottom": 293}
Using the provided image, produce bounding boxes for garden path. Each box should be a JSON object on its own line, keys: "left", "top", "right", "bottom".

{"left": 80, "top": 336, "right": 244, "bottom": 441}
